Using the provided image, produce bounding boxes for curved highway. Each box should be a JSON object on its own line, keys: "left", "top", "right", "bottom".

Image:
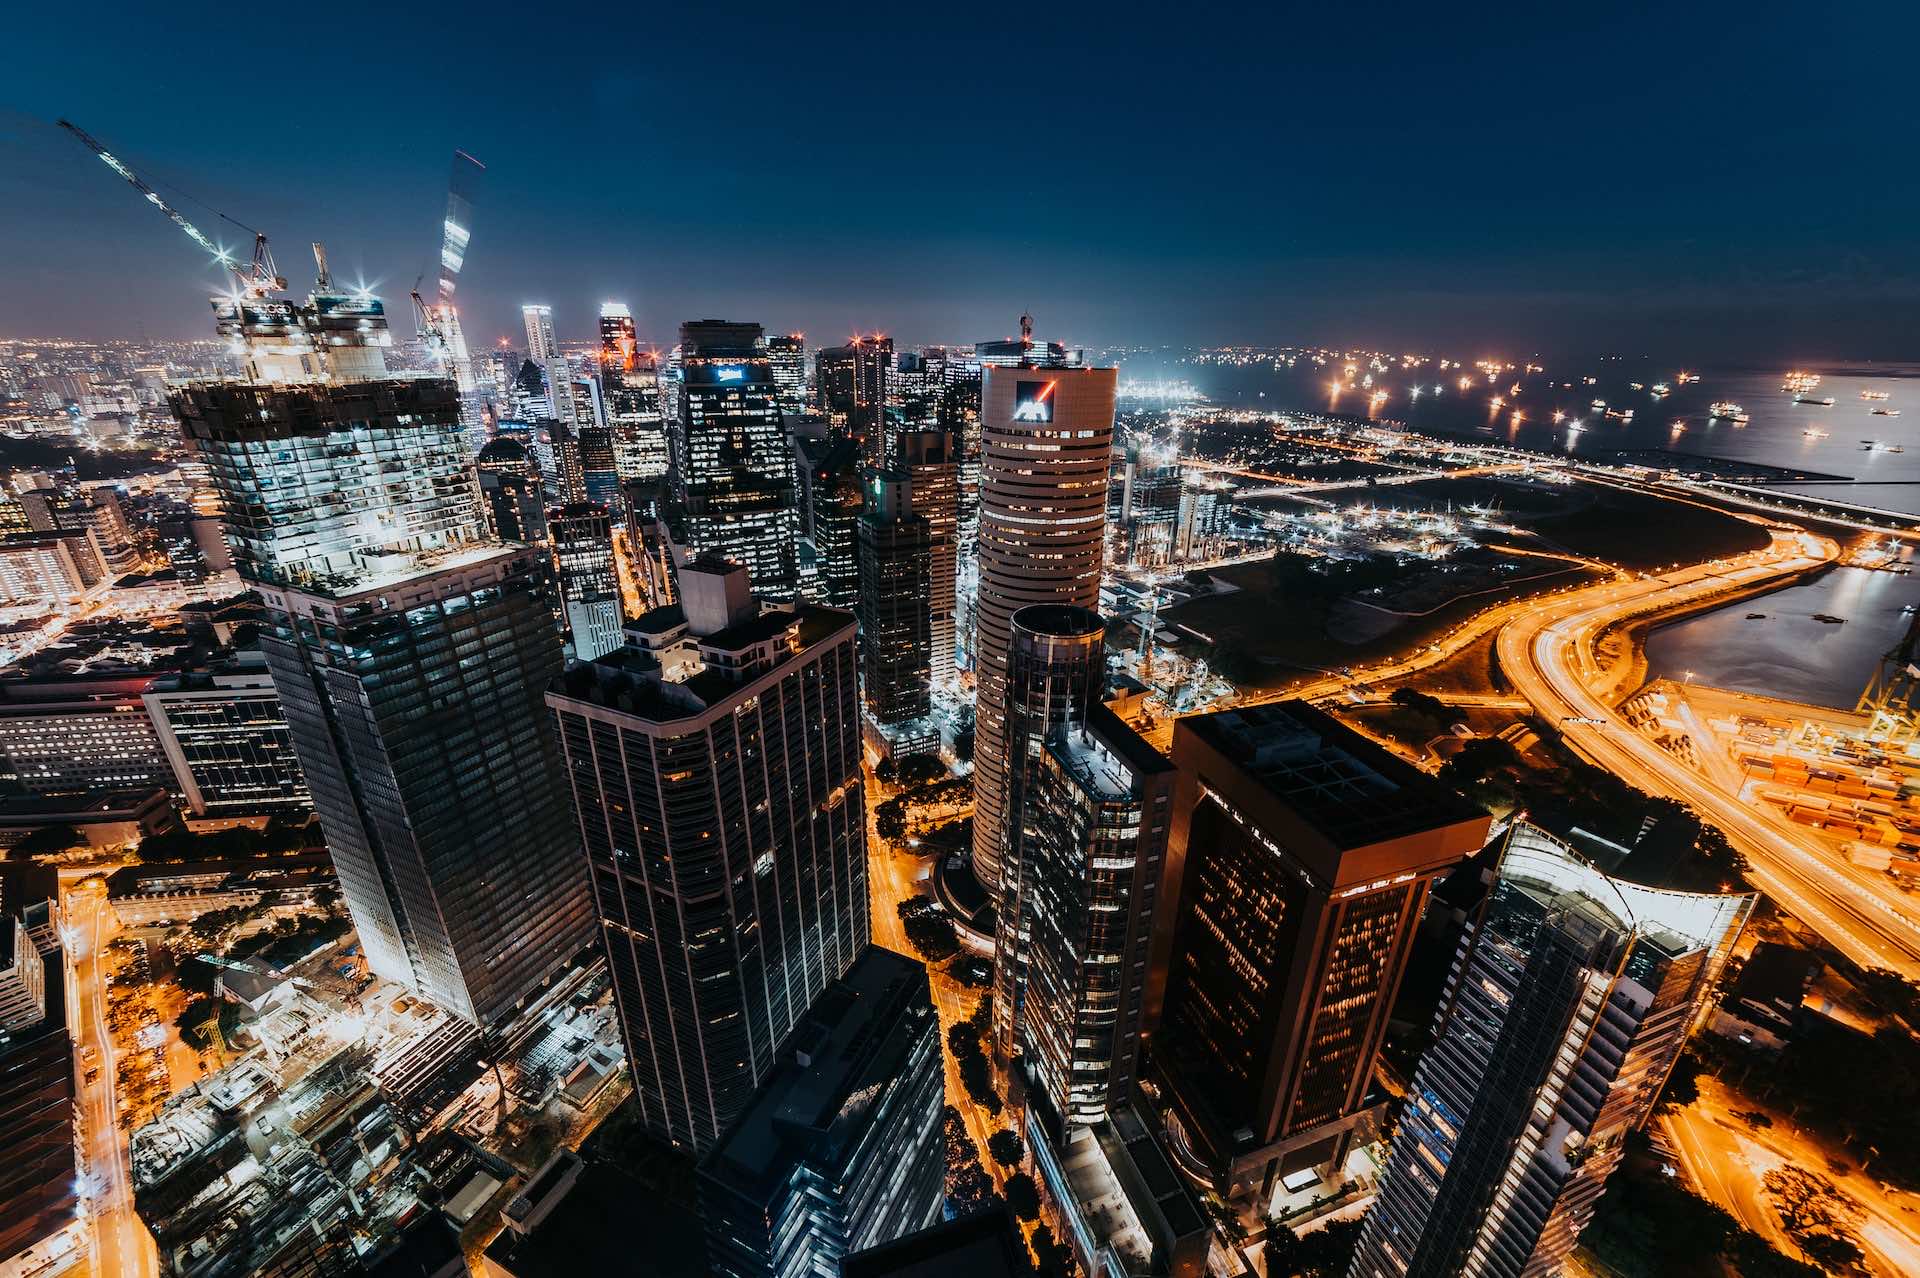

{"left": 1496, "top": 528, "right": 1920, "bottom": 979}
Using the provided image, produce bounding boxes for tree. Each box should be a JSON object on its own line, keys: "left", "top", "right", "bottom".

{"left": 1029, "top": 1223, "right": 1072, "bottom": 1277}
{"left": 1656, "top": 1047, "right": 1704, "bottom": 1112}
{"left": 1390, "top": 687, "right": 1450, "bottom": 722}
{"left": 953, "top": 728, "right": 975, "bottom": 763}
{"left": 175, "top": 995, "right": 218, "bottom": 1050}
{"left": 876, "top": 757, "right": 899, "bottom": 784}
{"left": 942, "top": 1106, "right": 1000, "bottom": 1219}
{"left": 899, "top": 754, "right": 950, "bottom": 788}
{"left": 1293, "top": 1219, "right": 1363, "bottom": 1278}
{"left": 1004, "top": 1171, "right": 1041, "bottom": 1221}
{"left": 988, "top": 1129, "right": 1025, "bottom": 1167}
{"left": 1852, "top": 967, "right": 1920, "bottom": 1026}
{"left": 7, "top": 824, "right": 85, "bottom": 859}
{"left": 1263, "top": 1223, "right": 1304, "bottom": 1277}
{"left": 876, "top": 798, "right": 909, "bottom": 843}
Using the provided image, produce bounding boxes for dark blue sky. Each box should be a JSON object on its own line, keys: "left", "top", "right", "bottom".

{"left": 6, "top": 3, "right": 1916, "bottom": 361}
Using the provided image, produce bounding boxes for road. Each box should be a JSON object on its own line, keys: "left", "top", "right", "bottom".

{"left": 864, "top": 780, "right": 1017, "bottom": 1198}
{"left": 1496, "top": 528, "right": 1920, "bottom": 979}
{"left": 1662, "top": 1077, "right": 1920, "bottom": 1276}
{"left": 64, "top": 878, "right": 158, "bottom": 1278}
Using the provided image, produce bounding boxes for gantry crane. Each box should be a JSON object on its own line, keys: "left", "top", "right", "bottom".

{"left": 57, "top": 118, "right": 285, "bottom": 300}
{"left": 1856, "top": 611, "right": 1920, "bottom": 746}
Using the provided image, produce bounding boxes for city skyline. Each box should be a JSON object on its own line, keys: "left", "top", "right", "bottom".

{"left": 8, "top": 6, "right": 1920, "bottom": 360}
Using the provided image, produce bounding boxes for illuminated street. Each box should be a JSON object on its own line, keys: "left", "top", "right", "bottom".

{"left": 63, "top": 877, "right": 159, "bottom": 1278}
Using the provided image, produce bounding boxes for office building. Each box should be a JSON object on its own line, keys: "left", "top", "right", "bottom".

{"left": 546, "top": 558, "right": 867, "bottom": 1153}
{"left": 256, "top": 547, "right": 594, "bottom": 1026}
{"left": 1351, "top": 823, "right": 1753, "bottom": 1278}
{"left": 0, "top": 530, "right": 106, "bottom": 608}
{"left": 970, "top": 352, "right": 1117, "bottom": 897}
{"left": 599, "top": 302, "right": 638, "bottom": 375}
{"left": 850, "top": 335, "right": 892, "bottom": 454}
{"left": 990, "top": 605, "right": 1106, "bottom": 1063}
{"left": 0, "top": 676, "right": 172, "bottom": 799}
{"left": 814, "top": 344, "right": 856, "bottom": 429}
{"left": 896, "top": 430, "right": 957, "bottom": 691}
{"left": 476, "top": 437, "right": 549, "bottom": 544}
{"left": 795, "top": 437, "right": 861, "bottom": 610}
{"left": 766, "top": 333, "right": 808, "bottom": 420}
{"left": 182, "top": 378, "right": 593, "bottom": 1028}
{"left": 522, "top": 304, "right": 570, "bottom": 423}
{"left": 698, "top": 948, "right": 945, "bottom": 1278}
{"left": 548, "top": 502, "right": 623, "bottom": 662}
{"left": 1153, "top": 703, "right": 1491, "bottom": 1218}
{"left": 668, "top": 321, "right": 798, "bottom": 595}
{"left": 856, "top": 470, "right": 932, "bottom": 727}
{"left": 174, "top": 379, "right": 479, "bottom": 588}
{"left": 607, "top": 357, "right": 669, "bottom": 482}
{"left": 142, "top": 653, "right": 308, "bottom": 816}
{"left": 1021, "top": 702, "right": 1174, "bottom": 1133}
{"left": 574, "top": 420, "right": 620, "bottom": 509}
{"left": 0, "top": 863, "right": 75, "bottom": 1275}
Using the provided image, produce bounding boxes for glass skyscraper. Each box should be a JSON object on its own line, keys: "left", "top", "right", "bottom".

{"left": 180, "top": 375, "right": 594, "bottom": 1027}
{"left": 669, "top": 321, "right": 799, "bottom": 595}
{"left": 1351, "top": 824, "right": 1752, "bottom": 1278}
{"left": 545, "top": 559, "right": 867, "bottom": 1153}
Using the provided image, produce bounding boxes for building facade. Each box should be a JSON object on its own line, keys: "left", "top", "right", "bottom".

{"left": 698, "top": 948, "right": 945, "bottom": 1278}
{"left": 669, "top": 321, "right": 798, "bottom": 595}
{"left": 1153, "top": 703, "right": 1491, "bottom": 1214}
{"left": 546, "top": 560, "right": 868, "bottom": 1153}
{"left": 142, "top": 655, "right": 309, "bottom": 815}
{"left": 856, "top": 471, "right": 931, "bottom": 727}
{"left": 1021, "top": 702, "right": 1173, "bottom": 1134}
{"left": 548, "top": 502, "right": 623, "bottom": 662}
{"left": 991, "top": 605, "right": 1108, "bottom": 1063}
{"left": 0, "top": 864, "right": 74, "bottom": 1273}
{"left": 895, "top": 429, "right": 958, "bottom": 692}
{"left": 257, "top": 548, "right": 595, "bottom": 1026}
{"left": 971, "top": 360, "right": 1116, "bottom": 897}
{"left": 0, "top": 676, "right": 171, "bottom": 799}
{"left": 1352, "top": 823, "right": 1753, "bottom": 1278}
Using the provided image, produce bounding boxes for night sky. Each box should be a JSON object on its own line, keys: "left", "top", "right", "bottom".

{"left": 6, "top": 3, "right": 1917, "bottom": 361}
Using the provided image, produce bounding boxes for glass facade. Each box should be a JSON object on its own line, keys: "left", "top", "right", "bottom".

{"left": 548, "top": 503, "right": 622, "bottom": 661}
{"left": 1352, "top": 823, "right": 1753, "bottom": 1278}
{"left": 856, "top": 472, "right": 931, "bottom": 726}
{"left": 173, "top": 379, "right": 482, "bottom": 588}
{"left": 1021, "top": 705, "right": 1173, "bottom": 1131}
{"left": 546, "top": 602, "right": 868, "bottom": 1153}
{"left": 260, "top": 548, "right": 596, "bottom": 1027}
{"left": 143, "top": 665, "right": 309, "bottom": 814}
{"left": 697, "top": 949, "right": 945, "bottom": 1278}
{"left": 671, "top": 321, "right": 798, "bottom": 595}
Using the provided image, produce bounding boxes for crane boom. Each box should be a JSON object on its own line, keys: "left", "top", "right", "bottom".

{"left": 57, "top": 118, "right": 285, "bottom": 298}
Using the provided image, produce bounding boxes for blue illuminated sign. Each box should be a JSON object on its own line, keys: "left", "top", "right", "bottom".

{"left": 715, "top": 365, "right": 746, "bottom": 383}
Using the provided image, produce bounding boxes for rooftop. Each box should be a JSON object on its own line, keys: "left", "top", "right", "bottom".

{"left": 552, "top": 604, "right": 854, "bottom": 724}
{"left": 842, "top": 1206, "right": 1035, "bottom": 1278}
{"left": 1181, "top": 700, "right": 1485, "bottom": 849}
{"left": 701, "top": 948, "right": 933, "bottom": 1203}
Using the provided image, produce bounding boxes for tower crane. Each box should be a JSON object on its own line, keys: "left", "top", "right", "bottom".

{"left": 57, "top": 118, "right": 285, "bottom": 300}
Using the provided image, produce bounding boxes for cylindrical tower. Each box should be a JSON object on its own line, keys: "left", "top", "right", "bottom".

{"left": 990, "top": 603, "right": 1106, "bottom": 1061}
{"left": 970, "top": 363, "right": 1115, "bottom": 898}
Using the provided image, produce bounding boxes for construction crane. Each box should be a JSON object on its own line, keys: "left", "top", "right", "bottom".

{"left": 413, "top": 150, "right": 485, "bottom": 395}
{"left": 1856, "top": 611, "right": 1920, "bottom": 746}
{"left": 57, "top": 118, "right": 285, "bottom": 300}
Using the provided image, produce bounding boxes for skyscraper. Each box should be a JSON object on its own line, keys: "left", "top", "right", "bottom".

{"left": 766, "top": 333, "right": 808, "bottom": 421}
{"left": 1152, "top": 703, "right": 1490, "bottom": 1217}
{"left": 546, "top": 558, "right": 868, "bottom": 1153}
{"left": 1351, "top": 823, "right": 1752, "bottom": 1278}
{"left": 895, "top": 429, "right": 957, "bottom": 691}
{"left": 475, "top": 437, "right": 548, "bottom": 544}
{"left": 795, "top": 437, "right": 862, "bottom": 610}
{"left": 0, "top": 864, "right": 74, "bottom": 1274}
{"left": 180, "top": 376, "right": 594, "bottom": 1027}
{"left": 548, "top": 502, "right": 623, "bottom": 662}
{"left": 856, "top": 469, "right": 932, "bottom": 728}
{"left": 522, "top": 304, "right": 571, "bottom": 423}
{"left": 698, "top": 948, "right": 946, "bottom": 1278}
{"left": 814, "top": 345, "right": 856, "bottom": 438}
{"left": 850, "top": 334, "right": 892, "bottom": 456}
{"left": 1020, "top": 701, "right": 1173, "bottom": 1133}
{"left": 599, "top": 301, "right": 638, "bottom": 374}
{"left": 990, "top": 605, "right": 1106, "bottom": 1063}
{"left": 668, "top": 321, "right": 798, "bottom": 595}
{"left": 970, "top": 353, "right": 1116, "bottom": 897}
